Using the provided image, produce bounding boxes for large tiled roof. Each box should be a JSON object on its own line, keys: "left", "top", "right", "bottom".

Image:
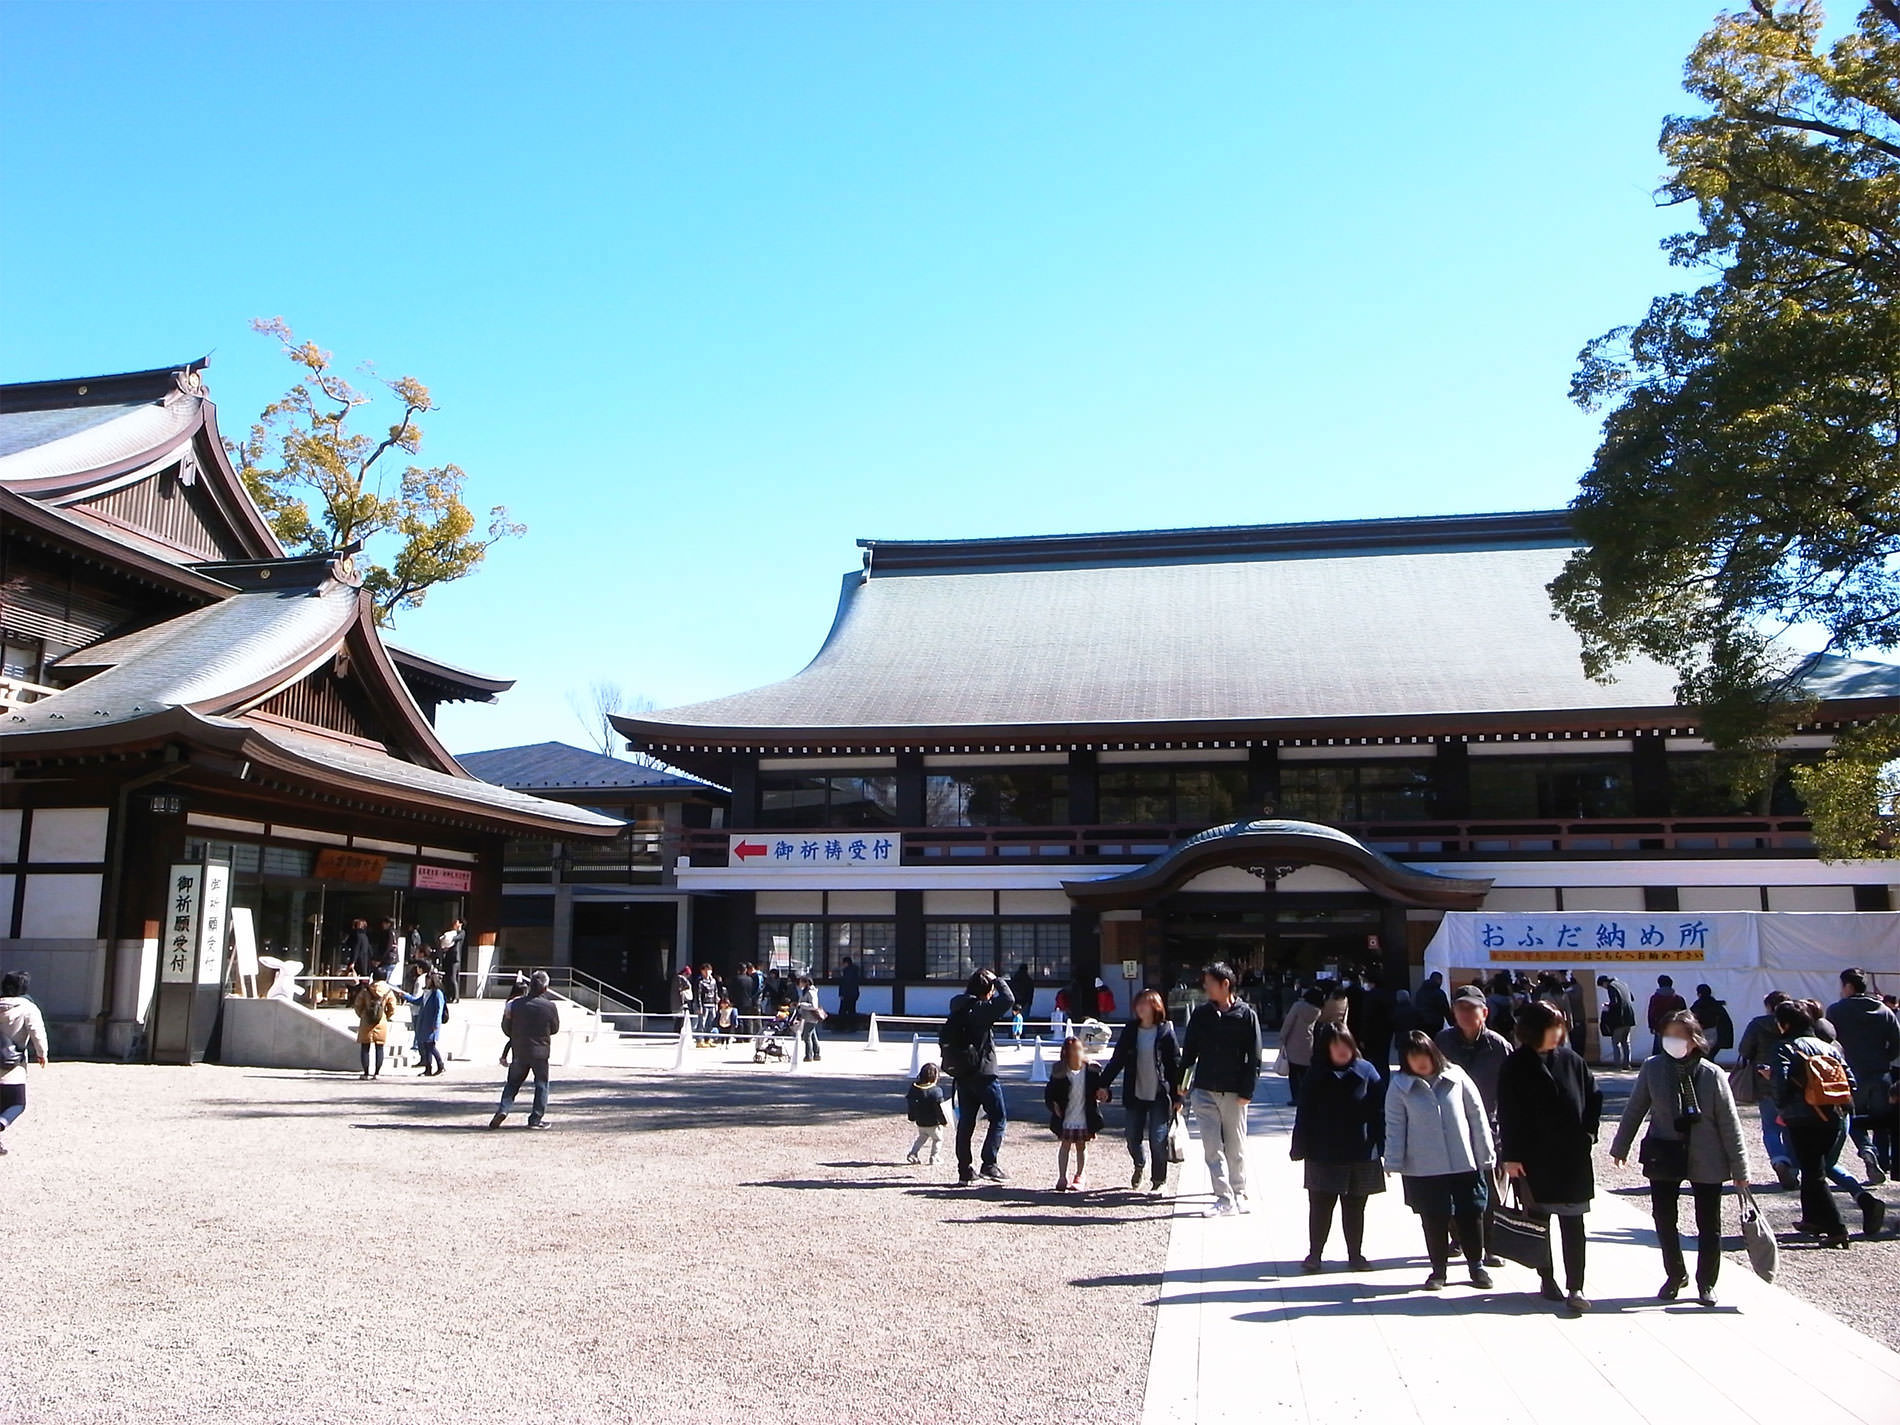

{"left": 617, "top": 511, "right": 1900, "bottom": 745}
{"left": 457, "top": 741, "right": 727, "bottom": 795}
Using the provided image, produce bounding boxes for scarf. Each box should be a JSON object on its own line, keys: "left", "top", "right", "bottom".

{"left": 1672, "top": 1057, "right": 1702, "bottom": 1133}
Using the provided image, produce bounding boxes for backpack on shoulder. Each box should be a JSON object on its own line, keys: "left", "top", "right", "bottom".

{"left": 1800, "top": 1047, "right": 1854, "bottom": 1116}
{"left": 938, "top": 1004, "right": 982, "bottom": 1078}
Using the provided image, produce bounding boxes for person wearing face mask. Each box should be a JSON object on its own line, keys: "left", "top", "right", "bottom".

{"left": 1609, "top": 1010, "right": 1750, "bottom": 1307}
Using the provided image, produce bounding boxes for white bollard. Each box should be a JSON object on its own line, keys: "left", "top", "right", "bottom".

{"left": 908, "top": 1032, "right": 923, "bottom": 1076}
{"left": 864, "top": 1013, "right": 881, "bottom": 1052}
{"left": 790, "top": 1026, "right": 805, "bottom": 1073}
{"left": 1028, "top": 1037, "right": 1049, "bottom": 1084}
{"left": 671, "top": 1017, "right": 691, "bottom": 1072}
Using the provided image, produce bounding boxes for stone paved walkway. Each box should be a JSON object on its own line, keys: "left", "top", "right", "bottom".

{"left": 1144, "top": 1097, "right": 1900, "bottom": 1425}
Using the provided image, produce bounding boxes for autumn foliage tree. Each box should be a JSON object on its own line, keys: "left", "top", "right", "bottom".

{"left": 230, "top": 319, "right": 525, "bottom": 625}
{"left": 1552, "top": 0, "right": 1900, "bottom": 856}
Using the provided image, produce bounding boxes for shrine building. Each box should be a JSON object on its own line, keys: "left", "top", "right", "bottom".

{"left": 613, "top": 512, "right": 1900, "bottom": 1016}
{"left": 0, "top": 360, "right": 619, "bottom": 1057}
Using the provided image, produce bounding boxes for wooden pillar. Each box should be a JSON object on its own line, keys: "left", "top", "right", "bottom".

{"left": 1432, "top": 740, "right": 1470, "bottom": 819}
{"left": 1249, "top": 745, "right": 1280, "bottom": 817}
{"left": 1068, "top": 749, "right": 1099, "bottom": 827}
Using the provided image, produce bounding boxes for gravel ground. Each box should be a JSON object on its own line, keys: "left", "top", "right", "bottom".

{"left": 1591, "top": 1069, "right": 1900, "bottom": 1352}
{"left": 3, "top": 1060, "right": 1171, "bottom": 1425}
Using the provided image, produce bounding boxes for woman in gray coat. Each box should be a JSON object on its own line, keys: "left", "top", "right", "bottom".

{"left": 1610, "top": 1009, "right": 1748, "bottom": 1306}
{"left": 1384, "top": 1031, "right": 1497, "bottom": 1291}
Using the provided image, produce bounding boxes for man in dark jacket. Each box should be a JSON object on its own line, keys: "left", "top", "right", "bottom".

{"left": 1597, "top": 975, "right": 1634, "bottom": 1067}
{"left": 1008, "top": 963, "right": 1035, "bottom": 1022}
{"left": 1828, "top": 967, "right": 1900, "bottom": 1183}
{"left": 1435, "top": 985, "right": 1512, "bottom": 1267}
{"left": 942, "top": 969, "right": 1016, "bottom": 1184}
{"left": 1177, "top": 962, "right": 1260, "bottom": 1217}
{"left": 490, "top": 970, "right": 561, "bottom": 1129}
{"left": 344, "top": 919, "right": 373, "bottom": 978}
{"left": 1690, "top": 984, "right": 1734, "bottom": 1055}
{"left": 836, "top": 956, "right": 861, "bottom": 1030}
{"left": 1357, "top": 972, "right": 1396, "bottom": 1079}
{"left": 1736, "top": 990, "right": 1797, "bottom": 1187}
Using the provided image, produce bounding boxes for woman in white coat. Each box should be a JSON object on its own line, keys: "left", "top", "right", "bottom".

{"left": 1384, "top": 1029, "right": 1497, "bottom": 1291}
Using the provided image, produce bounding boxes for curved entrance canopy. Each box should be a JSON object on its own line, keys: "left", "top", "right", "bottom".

{"left": 1062, "top": 819, "right": 1493, "bottom": 912}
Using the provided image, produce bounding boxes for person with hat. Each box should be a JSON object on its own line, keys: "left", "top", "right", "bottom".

{"left": 490, "top": 970, "right": 561, "bottom": 1129}
{"left": 1435, "top": 984, "right": 1512, "bottom": 1267}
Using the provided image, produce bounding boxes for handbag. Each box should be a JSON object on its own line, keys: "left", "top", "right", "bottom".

{"left": 1637, "top": 1134, "right": 1691, "bottom": 1181}
{"left": 1739, "top": 1188, "right": 1778, "bottom": 1282}
{"left": 1488, "top": 1178, "right": 1550, "bottom": 1272}
{"left": 1728, "top": 1060, "right": 1758, "bottom": 1106}
{"left": 1166, "top": 1111, "right": 1187, "bottom": 1164}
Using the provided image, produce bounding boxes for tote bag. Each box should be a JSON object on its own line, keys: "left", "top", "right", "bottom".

{"left": 1739, "top": 1188, "right": 1779, "bottom": 1282}
{"left": 1488, "top": 1177, "right": 1549, "bottom": 1272}
{"left": 1166, "top": 1111, "right": 1187, "bottom": 1164}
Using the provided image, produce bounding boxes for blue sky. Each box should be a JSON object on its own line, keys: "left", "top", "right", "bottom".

{"left": 2, "top": 1, "right": 1721, "bottom": 753}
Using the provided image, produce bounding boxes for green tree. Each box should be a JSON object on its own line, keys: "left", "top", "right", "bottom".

{"left": 230, "top": 318, "right": 525, "bottom": 624}
{"left": 1552, "top": 0, "right": 1900, "bottom": 855}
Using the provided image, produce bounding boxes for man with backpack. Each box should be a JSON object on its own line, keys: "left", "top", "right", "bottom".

{"left": 0, "top": 971, "right": 50, "bottom": 1155}
{"left": 940, "top": 967, "right": 1016, "bottom": 1184}
{"left": 1828, "top": 967, "right": 1900, "bottom": 1185}
{"left": 1769, "top": 998, "right": 1858, "bottom": 1247}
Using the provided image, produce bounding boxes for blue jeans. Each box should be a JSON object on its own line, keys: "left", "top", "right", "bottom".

{"left": 0, "top": 1083, "right": 24, "bottom": 1129}
{"left": 1825, "top": 1116, "right": 1864, "bottom": 1192}
{"left": 1758, "top": 1102, "right": 1789, "bottom": 1165}
{"left": 1124, "top": 1095, "right": 1172, "bottom": 1180}
{"left": 500, "top": 1054, "right": 550, "bottom": 1123}
{"left": 954, "top": 1074, "right": 1007, "bottom": 1175}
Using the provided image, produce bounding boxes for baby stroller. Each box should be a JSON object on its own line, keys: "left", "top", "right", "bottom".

{"left": 753, "top": 1004, "right": 799, "bottom": 1062}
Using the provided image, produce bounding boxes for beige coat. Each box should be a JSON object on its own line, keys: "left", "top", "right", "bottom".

{"left": 352, "top": 983, "right": 398, "bottom": 1045}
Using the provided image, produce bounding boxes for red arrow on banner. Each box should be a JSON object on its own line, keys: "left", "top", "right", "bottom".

{"left": 733, "top": 840, "right": 769, "bottom": 861}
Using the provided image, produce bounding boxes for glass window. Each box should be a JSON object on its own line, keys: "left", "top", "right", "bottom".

{"left": 1099, "top": 766, "right": 1249, "bottom": 825}
{"left": 759, "top": 774, "right": 898, "bottom": 829}
{"left": 829, "top": 921, "right": 896, "bottom": 981}
{"left": 1278, "top": 762, "right": 1432, "bottom": 823}
{"left": 999, "top": 920, "right": 1070, "bottom": 980}
{"left": 1468, "top": 756, "right": 1634, "bottom": 819}
{"left": 260, "top": 845, "right": 311, "bottom": 878}
{"left": 757, "top": 920, "right": 824, "bottom": 976}
{"left": 925, "top": 920, "right": 996, "bottom": 980}
{"left": 925, "top": 770, "right": 1067, "bottom": 827}
{"left": 1669, "top": 753, "right": 1819, "bottom": 817}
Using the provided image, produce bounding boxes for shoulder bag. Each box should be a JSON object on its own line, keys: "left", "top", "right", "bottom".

{"left": 1487, "top": 1178, "right": 1549, "bottom": 1272}
{"left": 1727, "top": 1059, "right": 1758, "bottom": 1106}
{"left": 1739, "top": 1187, "right": 1778, "bottom": 1281}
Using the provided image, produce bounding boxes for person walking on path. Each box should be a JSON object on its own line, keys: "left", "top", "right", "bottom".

{"left": 402, "top": 972, "right": 450, "bottom": 1076}
{"left": 1045, "top": 1036, "right": 1108, "bottom": 1192}
{"left": 1827, "top": 968, "right": 1898, "bottom": 1185}
{"left": 669, "top": 966, "right": 694, "bottom": 1035}
{"left": 1414, "top": 972, "right": 1450, "bottom": 1037}
{"left": 351, "top": 972, "right": 400, "bottom": 1080}
{"left": 940, "top": 968, "right": 1016, "bottom": 1184}
{"left": 1384, "top": 1030, "right": 1494, "bottom": 1291}
{"left": 490, "top": 970, "right": 561, "bottom": 1129}
{"left": 1768, "top": 998, "right": 1859, "bottom": 1247}
{"left": 794, "top": 976, "right": 825, "bottom": 1062}
{"left": 344, "top": 918, "right": 373, "bottom": 979}
{"left": 0, "top": 971, "right": 50, "bottom": 1155}
{"left": 436, "top": 920, "right": 464, "bottom": 1003}
{"left": 1690, "top": 985, "right": 1734, "bottom": 1059}
{"left": 1610, "top": 1010, "right": 1749, "bottom": 1306}
{"left": 836, "top": 956, "right": 861, "bottom": 1031}
{"left": 1278, "top": 988, "right": 1323, "bottom": 1108}
{"left": 1498, "top": 999, "right": 1602, "bottom": 1315}
{"left": 1099, "top": 988, "right": 1182, "bottom": 1193}
{"left": 1737, "top": 991, "right": 1799, "bottom": 1188}
{"left": 1293, "top": 1023, "right": 1384, "bottom": 1273}
{"left": 1434, "top": 985, "right": 1512, "bottom": 1268}
{"left": 1646, "top": 976, "right": 1688, "bottom": 1061}
{"left": 1178, "top": 962, "right": 1261, "bottom": 1218}
{"left": 732, "top": 961, "right": 761, "bottom": 1026}
{"left": 1597, "top": 974, "right": 1635, "bottom": 1068}
{"left": 905, "top": 1062, "right": 948, "bottom": 1165}
{"left": 694, "top": 963, "right": 720, "bottom": 1047}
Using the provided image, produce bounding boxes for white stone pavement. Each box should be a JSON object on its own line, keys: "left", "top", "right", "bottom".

{"left": 1143, "top": 1097, "right": 1900, "bottom": 1425}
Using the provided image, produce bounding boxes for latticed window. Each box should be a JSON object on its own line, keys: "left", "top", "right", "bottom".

{"left": 757, "top": 920, "right": 824, "bottom": 975}
{"left": 829, "top": 920, "right": 896, "bottom": 980}
{"left": 999, "top": 919, "right": 1070, "bottom": 980}
{"left": 925, "top": 921, "right": 996, "bottom": 981}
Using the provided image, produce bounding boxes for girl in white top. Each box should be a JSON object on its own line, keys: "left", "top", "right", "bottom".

{"left": 1044, "top": 1036, "right": 1108, "bottom": 1193}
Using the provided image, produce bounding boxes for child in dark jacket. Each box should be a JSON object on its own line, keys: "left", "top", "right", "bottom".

{"left": 906, "top": 1062, "right": 949, "bottom": 1164}
{"left": 1045, "top": 1036, "right": 1109, "bottom": 1193}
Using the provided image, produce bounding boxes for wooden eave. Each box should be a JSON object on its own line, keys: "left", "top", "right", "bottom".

{"left": 0, "top": 487, "right": 238, "bottom": 602}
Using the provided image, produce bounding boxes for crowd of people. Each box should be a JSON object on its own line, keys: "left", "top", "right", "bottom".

{"left": 906, "top": 958, "right": 1896, "bottom": 1313}
{"left": 343, "top": 920, "right": 466, "bottom": 1079}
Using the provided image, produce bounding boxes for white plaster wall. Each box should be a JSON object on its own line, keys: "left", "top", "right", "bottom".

{"left": 26, "top": 807, "right": 109, "bottom": 863}
{"left": 20, "top": 874, "right": 102, "bottom": 938}
{"left": 1559, "top": 886, "right": 1647, "bottom": 912}
{"left": 1479, "top": 888, "right": 1560, "bottom": 912}
{"left": 1766, "top": 885, "right": 1858, "bottom": 911}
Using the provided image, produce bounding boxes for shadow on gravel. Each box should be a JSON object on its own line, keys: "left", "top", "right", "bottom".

{"left": 201, "top": 1069, "right": 917, "bottom": 1133}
